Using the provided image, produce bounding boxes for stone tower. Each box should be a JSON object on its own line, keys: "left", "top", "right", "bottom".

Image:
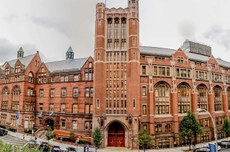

{"left": 93, "top": 0, "right": 140, "bottom": 149}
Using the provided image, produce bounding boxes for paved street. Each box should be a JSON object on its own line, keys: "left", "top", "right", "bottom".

{"left": 1, "top": 130, "right": 230, "bottom": 152}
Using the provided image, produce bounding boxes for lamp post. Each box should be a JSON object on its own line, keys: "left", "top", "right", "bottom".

{"left": 197, "top": 108, "right": 218, "bottom": 152}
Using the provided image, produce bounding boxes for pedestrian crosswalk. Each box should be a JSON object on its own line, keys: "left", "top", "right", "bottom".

{"left": 0, "top": 135, "right": 27, "bottom": 147}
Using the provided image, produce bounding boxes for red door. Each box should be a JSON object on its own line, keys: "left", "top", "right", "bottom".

{"left": 108, "top": 122, "right": 125, "bottom": 147}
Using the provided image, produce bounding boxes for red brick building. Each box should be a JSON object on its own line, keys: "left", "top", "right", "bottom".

{"left": 1, "top": 0, "right": 230, "bottom": 150}
{"left": 93, "top": 0, "right": 230, "bottom": 149}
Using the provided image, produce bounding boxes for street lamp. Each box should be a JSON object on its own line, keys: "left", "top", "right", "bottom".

{"left": 197, "top": 108, "right": 218, "bottom": 152}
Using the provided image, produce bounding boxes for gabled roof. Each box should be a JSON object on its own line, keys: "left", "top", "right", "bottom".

{"left": 45, "top": 57, "right": 88, "bottom": 73}
{"left": 2, "top": 54, "right": 36, "bottom": 69}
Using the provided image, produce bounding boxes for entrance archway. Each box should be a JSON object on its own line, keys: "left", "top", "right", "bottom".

{"left": 108, "top": 121, "right": 125, "bottom": 147}
{"left": 45, "top": 118, "right": 54, "bottom": 130}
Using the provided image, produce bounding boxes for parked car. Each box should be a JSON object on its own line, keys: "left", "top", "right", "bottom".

{"left": 66, "top": 147, "right": 76, "bottom": 152}
{"left": 38, "top": 142, "right": 50, "bottom": 152}
{"left": 194, "top": 147, "right": 210, "bottom": 152}
{"left": 0, "top": 129, "right": 8, "bottom": 136}
{"left": 51, "top": 145, "right": 61, "bottom": 152}
{"left": 218, "top": 140, "right": 230, "bottom": 148}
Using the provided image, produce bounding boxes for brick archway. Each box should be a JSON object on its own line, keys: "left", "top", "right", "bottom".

{"left": 107, "top": 121, "right": 125, "bottom": 147}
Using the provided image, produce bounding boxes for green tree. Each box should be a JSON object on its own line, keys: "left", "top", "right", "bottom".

{"left": 137, "top": 128, "right": 152, "bottom": 151}
{"left": 179, "top": 111, "right": 203, "bottom": 150}
{"left": 222, "top": 118, "right": 230, "bottom": 137}
{"left": 92, "top": 127, "right": 102, "bottom": 151}
{"left": 46, "top": 127, "right": 54, "bottom": 141}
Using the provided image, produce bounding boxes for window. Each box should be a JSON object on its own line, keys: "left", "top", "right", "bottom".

{"left": 2, "top": 87, "right": 9, "bottom": 96}
{"left": 13, "top": 86, "right": 21, "bottom": 96}
{"left": 61, "top": 88, "right": 66, "bottom": 97}
{"left": 27, "top": 88, "right": 34, "bottom": 96}
{"left": 28, "top": 72, "right": 34, "bottom": 83}
{"left": 74, "top": 75, "right": 79, "bottom": 81}
{"left": 165, "top": 123, "right": 172, "bottom": 132}
{"left": 176, "top": 68, "right": 191, "bottom": 78}
{"left": 96, "top": 99, "right": 100, "bottom": 109}
{"left": 90, "top": 88, "right": 93, "bottom": 98}
{"left": 84, "top": 121, "right": 92, "bottom": 130}
{"left": 85, "top": 87, "right": 93, "bottom": 98}
{"left": 197, "top": 85, "right": 208, "bottom": 111}
{"left": 177, "top": 57, "right": 184, "bottom": 63}
{"left": 1, "top": 101, "right": 8, "bottom": 110}
{"left": 142, "top": 66, "right": 146, "bottom": 75}
{"left": 39, "top": 89, "right": 44, "bottom": 97}
{"left": 73, "top": 88, "right": 79, "bottom": 98}
{"left": 142, "top": 86, "right": 147, "bottom": 96}
{"left": 155, "top": 83, "right": 170, "bottom": 114}
{"left": 11, "top": 101, "right": 19, "bottom": 110}
{"left": 60, "top": 104, "right": 66, "bottom": 113}
{"left": 133, "top": 99, "right": 136, "bottom": 108}
{"left": 72, "top": 104, "right": 78, "bottom": 113}
{"left": 39, "top": 103, "right": 43, "bottom": 111}
{"left": 49, "top": 104, "right": 54, "bottom": 112}
{"left": 155, "top": 124, "right": 162, "bottom": 133}
{"left": 61, "top": 119, "right": 66, "bottom": 128}
{"left": 61, "top": 76, "right": 68, "bottom": 82}
{"left": 50, "top": 89, "right": 55, "bottom": 98}
{"left": 143, "top": 105, "right": 147, "bottom": 115}
{"left": 178, "top": 83, "right": 191, "bottom": 114}
{"left": 155, "top": 56, "right": 165, "bottom": 61}
{"left": 72, "top": 120, "right": 77, "bottom": 130}
{"left": 5, "top": 68, "right": 10, "bottom": 75}
{"left": 152, "top": 66, "right": 170, "bottom": 76}
{"left": 85, "top": 104, "right": 92, "bottom": 114}
{"left": 214, "top": 86, "right": 222, "bottom": 111}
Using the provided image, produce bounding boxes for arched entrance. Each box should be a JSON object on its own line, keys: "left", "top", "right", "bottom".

{"left": 45, "top": 118, "right": 54, "bottom": 130}
{"left": 108, "top": 121, "right": 125, "bottom": 147}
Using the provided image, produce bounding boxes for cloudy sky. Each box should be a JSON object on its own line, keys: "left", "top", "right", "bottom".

{"left": 0, "top": 0, "right": 230, "bottom": 64}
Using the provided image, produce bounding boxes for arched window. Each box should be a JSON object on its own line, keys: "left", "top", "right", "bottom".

{"left": 12, "top": 85, "right": 21, "bottom": 96}
{"left": 155, "top": 82, "right": 170, "bottom": 114}
{"left": 2, "top": 86, "right": 9, "bottom": 96}
{"left": 178, "top": 83, "right": 191, "bottom": 114}
{"left": 214, "top": 86, "right": 222, "bottom": 111}
{"left": 28, "top": 72, "right": 34, "bottom": 83}
{"left": 197, "top": 84, "right": 208, "bottom": 110}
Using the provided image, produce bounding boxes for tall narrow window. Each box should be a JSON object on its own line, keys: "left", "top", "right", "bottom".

{"left": 121, "top": 18, "right": 127, "bottom": 49}
{"left": 114, "top": 18, "right": 119, "bottom": 49}
{"left": 107, "top": 18, "right": 112, "bottom": 49}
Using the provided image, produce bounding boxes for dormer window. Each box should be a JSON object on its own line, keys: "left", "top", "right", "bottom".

{"left": 28, "top": 72, "right": 34, "bottom": 83}
{"left": 5, "top": 68, "right": 9, "bottom": 75}
{"left": 15, "top": 65, "right": 21, "bottom": 73}
{"left": 177, "top": 57, "right": 184, "bottom": 63}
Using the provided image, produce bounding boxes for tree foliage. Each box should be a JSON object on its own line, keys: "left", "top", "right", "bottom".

{"left": 222, "top": 118, "right": 230, "bottom": 137}
{"left": 92, "top": 127, "right": 102, "bottom": 149}
{"left": 46, "top": 127, "right": 54, "bottom": 141}
{"left": 0, "top": 140, "right": 40, "bottom": 152}
{"left": 138, "top": 128, "right": 152, "bottom": 149}
{"left": 179, "top": 111, "right": 203, "bottom": 150}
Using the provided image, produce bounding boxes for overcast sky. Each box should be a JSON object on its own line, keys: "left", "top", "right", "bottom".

{"left": 0, "top": 0, "right": 230, "bottom": 64}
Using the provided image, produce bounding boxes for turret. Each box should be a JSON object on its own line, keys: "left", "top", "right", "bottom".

{"left": 17, "top": 47, "right": 24, "bottom": 58}
{"left": 66, "top": 46, "right": 74, "bottom": 60}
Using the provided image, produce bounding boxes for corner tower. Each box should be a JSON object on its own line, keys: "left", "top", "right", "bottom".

{"left": 93, "top": 0, "right": 140, "bottom": 149}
